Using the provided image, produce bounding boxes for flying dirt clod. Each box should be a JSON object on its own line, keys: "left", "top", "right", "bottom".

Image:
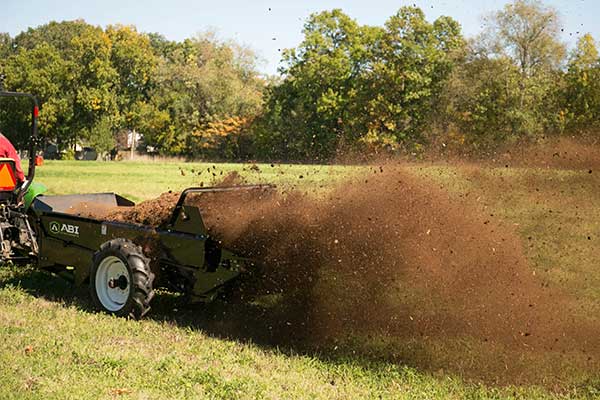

{"left": 71, "top": 167, "right": 600, "bottom": 384}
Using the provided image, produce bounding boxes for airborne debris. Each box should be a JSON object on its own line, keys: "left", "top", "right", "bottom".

{"left": 71, "top": 166, "right": 600, "bottom": 384}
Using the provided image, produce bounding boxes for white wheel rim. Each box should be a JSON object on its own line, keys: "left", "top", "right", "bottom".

{"left": 95, "top": 256, "right": 130, "bottom": 312}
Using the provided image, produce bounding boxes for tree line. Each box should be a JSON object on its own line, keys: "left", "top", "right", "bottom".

{"left": 1, "top": 0, "right": 599, "bottom": 161}
{"left": 0, "top": 22, "right": 264, "bottom": 158}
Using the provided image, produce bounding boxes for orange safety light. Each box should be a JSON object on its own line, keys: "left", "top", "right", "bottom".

{"left": 0, "top": 163, "right": 17, "bottom": 191}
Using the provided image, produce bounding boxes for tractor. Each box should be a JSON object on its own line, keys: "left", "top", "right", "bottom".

{"left": 0, "top": 89, "right": 266, "bottom": 318}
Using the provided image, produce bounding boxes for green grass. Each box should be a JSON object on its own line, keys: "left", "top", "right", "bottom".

{"left": 0, "top": 266, "right": 572, "bottom": 400}
{"left": 32, "top": 160, "right": 359, "bottom": 202}
{"left": 1, "top": 160, "right": 599, "bottom": 399}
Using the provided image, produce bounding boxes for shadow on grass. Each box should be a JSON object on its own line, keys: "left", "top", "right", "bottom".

{"left": 0, "top": 265, "right": 419, "bottom": 384}
{"left": 0, "top": 266, "right": 345, "bottom": 352}
{"left": 0, "top": 266, "right": 94, "bottom": 312}
{"left": 5, "top": 266, "right": 598, "bottom": 392}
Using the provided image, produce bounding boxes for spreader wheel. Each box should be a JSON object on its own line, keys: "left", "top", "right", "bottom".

{"left": 90, "top": 239, "right": 155, "bottom": 319}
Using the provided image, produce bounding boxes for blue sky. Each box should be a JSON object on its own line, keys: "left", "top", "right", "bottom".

{"left": 1, "top": 0, "right": 598, "bottom": 75}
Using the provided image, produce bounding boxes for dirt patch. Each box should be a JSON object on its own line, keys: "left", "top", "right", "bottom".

{"left": 106, "top": 191, "right": 180, "bottom": 227}
{"left": 66, "top": 201, "right": 126, "bottom": 219}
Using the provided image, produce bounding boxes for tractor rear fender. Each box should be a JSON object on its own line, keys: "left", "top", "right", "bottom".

{"left": 24, "top": 182, "right": 47, "bottom": 211}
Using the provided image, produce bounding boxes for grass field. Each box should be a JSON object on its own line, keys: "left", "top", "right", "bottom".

{"left": 33, "top": 160, "right": 358, "bottom": 201}
{"left": 1, "top": 160, "right": 599, "bottom": 399}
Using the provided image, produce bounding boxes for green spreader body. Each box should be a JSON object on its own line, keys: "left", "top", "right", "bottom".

{"left": 28, "top": 187, "right": 261, "bottom": 303}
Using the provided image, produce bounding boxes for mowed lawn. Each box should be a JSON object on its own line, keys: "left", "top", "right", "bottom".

{"left": 1, "top": 160, "right": 599, "bottom": 399}
{"left": 32, "top": 160, "right": 358, "bottom": 202}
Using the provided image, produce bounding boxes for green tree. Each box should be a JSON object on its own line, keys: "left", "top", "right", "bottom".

{"left": 0, "top": 33, "right": 12, "bottom": 59}
{"left": 81, "top": 116, "right": 116, "bottom": 155}
{"left": 256, "top": 7, "right": 463, "bottom": 159}
{"left": 563, "top": 34, "right": 600, "bottom": 131}
{"left": 5, "top": 21, "right": 120, "bottom": 150}
{"left": 69, "top": 25, "right": 119, "bottom": 131}
{"left": 106, "top": 25, "right": 164, "bottom": 152}
{"left": 443, "top": 0, "right": 567, "bottom": 148}
{"left": 1, "top": 20, "right": 265, "bottom": 158}
{"left": 1, "top": 43, "right": 71, "bottom": 147}
{"left": 153, "top": 32, "right": 264, "bottom": 157}
{"left": 362, "top": 8, "right": 463, "bottom": 151}
{"left": 106, "top": 25, "right": 158, "bottom": 108}
{"left": 126, "top": 100, "right": 171, "bottom": 151}
{"left": 569, "top": 33, "right": 599, "bottom": 69}
{"left": 266, "top": 9, "right": 368, "bottom": 159}
{"left": 481, "top": 0, "right": 565, "bottom": 77}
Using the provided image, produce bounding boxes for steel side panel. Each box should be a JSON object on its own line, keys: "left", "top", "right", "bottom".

{"left": 38, "top": 214, "right": 152, "bottom": 283}
{"left": 159, "top": 233, "right": 206, "bottom": 270}
{"left": 171, "top": 205, "right": 207, "bottom": 235}
{"left": 33, "top": 193, "right": 134, "bottom": 214}
{"left": 37, "top": 212, "right": 208, "bottom": 284}
{"left": 39, "top": 236, "right": 94, "bottom": 285}
{"left": 39, "top": 214, "right": 153, "bottom": 251}
{"left": 35, "top": 202, "right": 243, "bottom": 298}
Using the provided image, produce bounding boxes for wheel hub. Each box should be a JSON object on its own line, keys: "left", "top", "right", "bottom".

{"left": 95, "top": 256, "right": 131, "bottom": 312}
{"left": 108, "top": 275, "right": 129, "bottom": 290}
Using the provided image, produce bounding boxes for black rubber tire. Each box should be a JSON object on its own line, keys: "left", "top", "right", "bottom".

{"left": 90, "top": 238, "right": 155, "bottom": 319}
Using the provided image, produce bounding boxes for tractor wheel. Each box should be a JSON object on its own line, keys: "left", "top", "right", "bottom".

{"left": 90, "top": 239, "right": 155, "bottom": 319}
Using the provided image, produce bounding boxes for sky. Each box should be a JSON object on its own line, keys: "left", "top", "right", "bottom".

{"left": 1, "top": 0, "right": 598, "bottom": 75}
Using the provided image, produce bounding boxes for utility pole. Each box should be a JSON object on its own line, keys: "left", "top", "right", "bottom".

{"left": 130, "top": 129, "right": 136, "bottom": 160}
